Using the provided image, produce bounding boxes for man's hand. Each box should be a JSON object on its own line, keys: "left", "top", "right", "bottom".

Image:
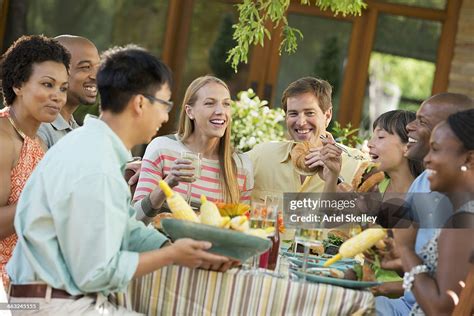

{"left": 169, "top": 239, "right": 229, "bottom": 269}
{"left": 320, "top": 134, "right": 342, "bottom": 181}
{"left": 164, "top": 159, "right": 196, "bottom": 188}
{"left": 305, "top": 134, "right": 342, "bottom": 182}
{"left": 198, "top": 259, "right": 241, "bottom": 272}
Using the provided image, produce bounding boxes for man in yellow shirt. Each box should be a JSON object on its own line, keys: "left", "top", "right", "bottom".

{"left": 248, "top": 77, "right": 366, "bottom": 202}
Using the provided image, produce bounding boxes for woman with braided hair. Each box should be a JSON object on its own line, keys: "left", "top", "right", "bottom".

{"left": 394, "top": 108, "right": 474, "bottom": 315}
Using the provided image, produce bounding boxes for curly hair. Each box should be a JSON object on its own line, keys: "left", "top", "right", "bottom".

{"left": 0, "top": 35, "right": 71, "bottom": 105}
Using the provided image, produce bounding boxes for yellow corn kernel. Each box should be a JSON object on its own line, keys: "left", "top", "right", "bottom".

{"left": 324, "top": 228, "right": 386, "bottom": 267}
{"left": 199, "top": 195, "right": 223, "bottom": 226}
{"left": 220, "top": 216, "right": 231, "bottom": 228}
{"left": 158, "top": 180, "right": 199, "bottom": 223}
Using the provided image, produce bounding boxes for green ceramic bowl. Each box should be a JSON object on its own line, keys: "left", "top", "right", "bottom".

{"left": 161, "top": 218, "right": 272, "bottom": 262}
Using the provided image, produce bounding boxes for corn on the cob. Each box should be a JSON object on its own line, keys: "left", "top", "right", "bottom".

{"left": 159, "top": 180, "right": 199, "bottom": 223}
{"left": 199, "top": 195, "right": 223, "bottom": 226}
{"left": 220, "top": 216, "right": 231, "bottom": 228}
{"left": 230, "top": 215, "right": 249, "bottom": 232}
{"left": 324, "top": 228, "right": 386, "bottom": 267}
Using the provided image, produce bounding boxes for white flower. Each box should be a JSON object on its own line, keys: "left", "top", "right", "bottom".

{"left": 231, "top": 89, "right": 285, "bottom": 151}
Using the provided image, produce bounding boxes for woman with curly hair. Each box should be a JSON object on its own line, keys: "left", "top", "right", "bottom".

{"left": 0, "top": 35, "right": 70, "bottom": 285}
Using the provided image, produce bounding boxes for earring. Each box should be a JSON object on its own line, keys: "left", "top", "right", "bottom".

{"left": 189, "top": 116, "right": 194, "bottom": 120}
{"left": 461, "top": 165, "right": 468, "bottom": 172}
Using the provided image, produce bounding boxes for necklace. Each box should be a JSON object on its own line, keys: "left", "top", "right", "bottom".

{"left": 7, "top": 109, "right": 27, "bottom": 140}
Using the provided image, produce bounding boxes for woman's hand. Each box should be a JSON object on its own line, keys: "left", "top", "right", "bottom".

{"left": 125, "top": 160, "right": 142, "bottom": 186}
{"left": 378, "top": 237, "right": 403, "bottom": 272}
{"left": 164, "top": 159, "right": 196, "bottom": 188}
{"left": 393, "top": 224, "right": 418, "bottom": 252}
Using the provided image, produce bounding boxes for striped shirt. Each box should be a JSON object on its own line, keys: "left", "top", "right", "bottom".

{"left": 133, "top": 136, "right": 253, "bottom": 210}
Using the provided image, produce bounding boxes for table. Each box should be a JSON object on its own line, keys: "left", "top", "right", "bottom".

{"left": 124, "top": 263, "right": 375, "bottom": 315}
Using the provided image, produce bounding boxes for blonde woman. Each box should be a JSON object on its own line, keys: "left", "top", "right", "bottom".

{"left": 133, "top": 76, "right": 253, "bottom": 223}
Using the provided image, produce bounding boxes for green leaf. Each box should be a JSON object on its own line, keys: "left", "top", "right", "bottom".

{"left": 227, "top": 0, "right": 366, "bottom": 71}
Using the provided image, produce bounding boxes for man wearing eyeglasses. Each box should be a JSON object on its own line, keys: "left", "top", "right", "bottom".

{"left": 142, "top": 94, "right": 174, "bottom": 113}
{"left": 8, "top": 45, "right": 232, "bottom": 315}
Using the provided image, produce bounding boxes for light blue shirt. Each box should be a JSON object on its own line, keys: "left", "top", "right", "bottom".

{"left": 405, "top": 170, "right": 452, "bottom": 230}
{"left": 7, "top": 117, "right": 168, "bottom": 295}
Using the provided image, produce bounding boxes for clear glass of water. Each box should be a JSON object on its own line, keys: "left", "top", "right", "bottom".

{"left": 294, "top": 228, "right": 323, "bottom": 280}
{"left": 180, "top": 152, "right": 202, "bottom": 203}
{"left": 181, "top": 152, "right": 202, "bottom": 179}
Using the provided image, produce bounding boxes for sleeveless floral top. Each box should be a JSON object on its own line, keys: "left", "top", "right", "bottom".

{"left": 410, "top": 202, "right": 474, "bottom": 315}
{"left": 0, "top": 108, "right": 45, "bottom": 287}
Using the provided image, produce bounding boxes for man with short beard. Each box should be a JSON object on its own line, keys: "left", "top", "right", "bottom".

{"left": 38, "top": 35, "right": 141, "bottom": 186}
{"left": 376, "top": 92, "right": 473, "bottom": 315}
{"left": 38, "top": 35, "right": 99, "bottom": 148}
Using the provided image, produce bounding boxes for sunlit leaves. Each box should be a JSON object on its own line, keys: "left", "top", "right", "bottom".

{"left": 227, "top": 0, "right": 367, "bottom": 71}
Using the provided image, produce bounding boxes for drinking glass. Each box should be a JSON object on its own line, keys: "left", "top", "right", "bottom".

{"left": 294, "top": 228, "right": 323, "bottom": 280}
{"left": 180, "top": 152, "right": 202, "bottom": 203}
{"left": 248, "top": 198, "right": 277, "bottom": 274}
{"left": 265, "top": 195, "right": 282, "bottom": 271}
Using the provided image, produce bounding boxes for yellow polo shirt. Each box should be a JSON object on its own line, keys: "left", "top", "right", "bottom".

{"left": 247, "top": 141, "right": 367, "bottom": 202}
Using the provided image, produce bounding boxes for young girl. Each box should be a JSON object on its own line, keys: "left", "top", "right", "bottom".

{"left": 365, "top": 109, "right": 423, "bottom": 194}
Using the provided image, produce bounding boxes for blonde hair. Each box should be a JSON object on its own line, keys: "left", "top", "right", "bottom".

{"left": 177, "top": 75, "right": 240, "bottom": 203}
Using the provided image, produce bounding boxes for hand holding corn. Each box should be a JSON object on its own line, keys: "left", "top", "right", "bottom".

{"left": 324, "top": 228, "right": 387, "bottom": 267}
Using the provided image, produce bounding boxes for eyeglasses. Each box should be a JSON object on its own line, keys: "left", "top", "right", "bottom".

{"left": 143, "top": 94, "right": 173, "bottom": 113}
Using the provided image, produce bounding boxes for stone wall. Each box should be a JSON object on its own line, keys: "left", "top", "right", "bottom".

{"left": 448, "top": 0, "right": 474, "bottom": 98}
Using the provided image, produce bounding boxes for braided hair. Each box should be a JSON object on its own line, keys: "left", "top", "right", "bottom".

{"left": 447, "top": 109, "right": 474, "bottom": 150}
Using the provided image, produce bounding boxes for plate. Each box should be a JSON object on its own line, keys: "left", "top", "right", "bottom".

{"left": 161, "top": 218, "right": 272, "bottom": 262}
{"left": 288, "top": 257, "right": 353, "bottom": 270}
{"left": 282, "top": 251, "right": 357, "bottom": 265}
{"left": 291, "top": 270, "right": 381, "bottom": 289}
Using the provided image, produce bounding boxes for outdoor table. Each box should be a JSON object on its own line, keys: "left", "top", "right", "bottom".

{"left": 121, "top": 258, "right": 375, "bottom": 315}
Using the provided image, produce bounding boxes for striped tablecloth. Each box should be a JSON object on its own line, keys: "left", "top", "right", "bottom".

{"left": 125, "top": 265, "right": 375, "bottom": 315}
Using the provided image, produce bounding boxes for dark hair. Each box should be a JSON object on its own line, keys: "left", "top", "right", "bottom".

{"left": 373, "top": 110, "right": 424, "bottom": 178}
{"left": 0, "top": 35, "right": 71, "bottom": 105}
{"left": 97, "top": 44, "right": 172, "bottom": 114}
{"left": 281, "top": 77, "right": 332, "bottom": 113}
{"left": 447, "top": 109, "right": 474, "bottom": 150}
{"left": 425, "top": 92, "right": 473, "bottom": 115}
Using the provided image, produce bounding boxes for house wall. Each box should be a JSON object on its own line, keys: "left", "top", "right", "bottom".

{"left": 448, "top": 0, "right": 474, "bottom": 98}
